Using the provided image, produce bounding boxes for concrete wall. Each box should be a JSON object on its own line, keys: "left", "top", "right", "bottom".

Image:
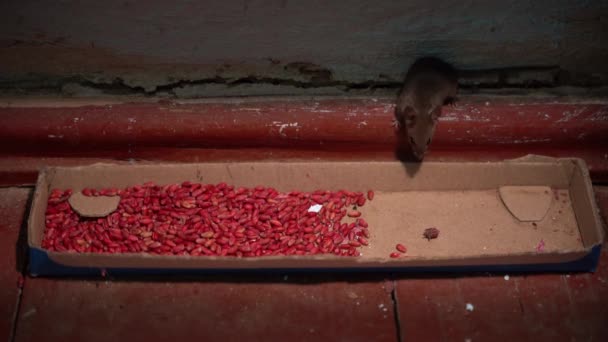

{"left": 1, "top": 0, "right": 607, "bottom": 96}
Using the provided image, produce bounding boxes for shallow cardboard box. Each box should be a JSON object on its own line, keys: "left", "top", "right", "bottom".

{"left": 27, "top": 156, "right": 604, "bottom": 276}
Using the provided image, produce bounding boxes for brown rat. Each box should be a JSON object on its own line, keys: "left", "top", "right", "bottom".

{"left": 394, "top": 57, "right": 458, "bottom": 160}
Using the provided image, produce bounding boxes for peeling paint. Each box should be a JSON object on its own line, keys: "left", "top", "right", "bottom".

{"left": 439, "top": 116, "right": 458, "bottom": 122}
{"left": 0, "top": 99, "right": 605, "bottom": 161}
{"left": 441, "top": 113, "right": 490, "bottom": 122}
{"left": 557, "top": 107, "right": 586, "bottom": 122}
{"left": 274, "top": 122, "right": 300, "bottom": 137}
{"left": 585, "top": 108, "right": 608, "bottom": 121}
{"left": 495, "top": 138, "right": 553, "bottom": 144}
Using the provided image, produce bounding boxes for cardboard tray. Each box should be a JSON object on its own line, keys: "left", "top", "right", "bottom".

{"left": 27, "top": 156, "right": 605, "bottom": 276}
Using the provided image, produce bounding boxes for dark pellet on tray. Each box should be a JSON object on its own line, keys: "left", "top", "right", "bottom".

{"left": 423, "top": 227, "right": 440, "bottom": 241}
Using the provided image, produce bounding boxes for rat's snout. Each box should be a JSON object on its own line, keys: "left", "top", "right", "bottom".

{"left": 406, "top": 119, "right": 436, "bottom": 161}
{"left": 408, "top": 136, "right": 431, "bottom": 160}
{"left": 411, "top": 145, "right": 427, "bottom": 161}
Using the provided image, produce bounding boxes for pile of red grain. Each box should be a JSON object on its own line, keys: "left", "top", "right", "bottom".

{"left": 42, "top": 182, "right": 374, "bottom": 257}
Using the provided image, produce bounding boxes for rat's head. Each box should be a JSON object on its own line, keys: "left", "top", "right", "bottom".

{"left": 404, "top": 105, "right": 440, "bottom": 160}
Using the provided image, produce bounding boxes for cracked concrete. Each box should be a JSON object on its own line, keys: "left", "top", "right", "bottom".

{"left": 0, "top": 1, "right": 607, "bottom": 98}
{"left": 0, "top": 65, "right": 587, "bottom": 99}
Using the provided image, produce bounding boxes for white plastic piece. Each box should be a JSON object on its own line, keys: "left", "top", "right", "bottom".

{"left": 308, "top": 204, "right": 323, "bottom": 213}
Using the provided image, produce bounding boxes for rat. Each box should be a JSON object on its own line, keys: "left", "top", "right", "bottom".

{"left": 393, "top": 57, "right": 458, "bottom": 160}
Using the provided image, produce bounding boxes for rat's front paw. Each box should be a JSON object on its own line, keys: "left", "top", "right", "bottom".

{"left": 391, "top": 119, "right": 401, "bottom": 130}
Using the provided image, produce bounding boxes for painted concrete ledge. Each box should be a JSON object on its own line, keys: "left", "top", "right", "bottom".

{"left": 0, "top": 96, "right": 606, "bottom": 185}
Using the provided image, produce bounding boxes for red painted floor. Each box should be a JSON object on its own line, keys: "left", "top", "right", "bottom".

{"left": 1, "top": 97, "right": 608, "bottom": 185}
{"left": 2, "top": 186, "right": 608, "bottom": 342}
{"left": 0, "top": 188, "right": 29, "bottom": 342}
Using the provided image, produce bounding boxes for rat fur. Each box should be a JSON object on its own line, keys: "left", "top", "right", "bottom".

{"left": 394, "top": 57, "right": 458, "bottom": 160}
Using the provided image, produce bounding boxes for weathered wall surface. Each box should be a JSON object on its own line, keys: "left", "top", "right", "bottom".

{"left": 1, "top": 0, "right": 607, "bottom": 96}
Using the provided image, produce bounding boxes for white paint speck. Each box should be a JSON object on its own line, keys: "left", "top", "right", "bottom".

{"left": 557, "top": 107, "right": 586, "bottom": 122}
{"left": 466, "top": 303, "right": 474, "bottom": 312}
{"left": 439, "top": 116, "right": 458, "bottom": 122}
{"left": 277, "top": 122, "right": 299, "bottom": 137}
{"left": 22, "top": 308, "right": 37, "bottom": 319}
{"left": 47, "top": 134, "right": 64, "bottom": 139}
{"left": 308, "top": 204, "right": 323, "bottom": 213}
{"left": 128, "top": 117, "right": 136, "bottom": 123}
{"left": 378, "top": 303, "right": 385, "bottom": 309}
{"left": 504, "top": 275, "right": 510, "bottom": 281}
